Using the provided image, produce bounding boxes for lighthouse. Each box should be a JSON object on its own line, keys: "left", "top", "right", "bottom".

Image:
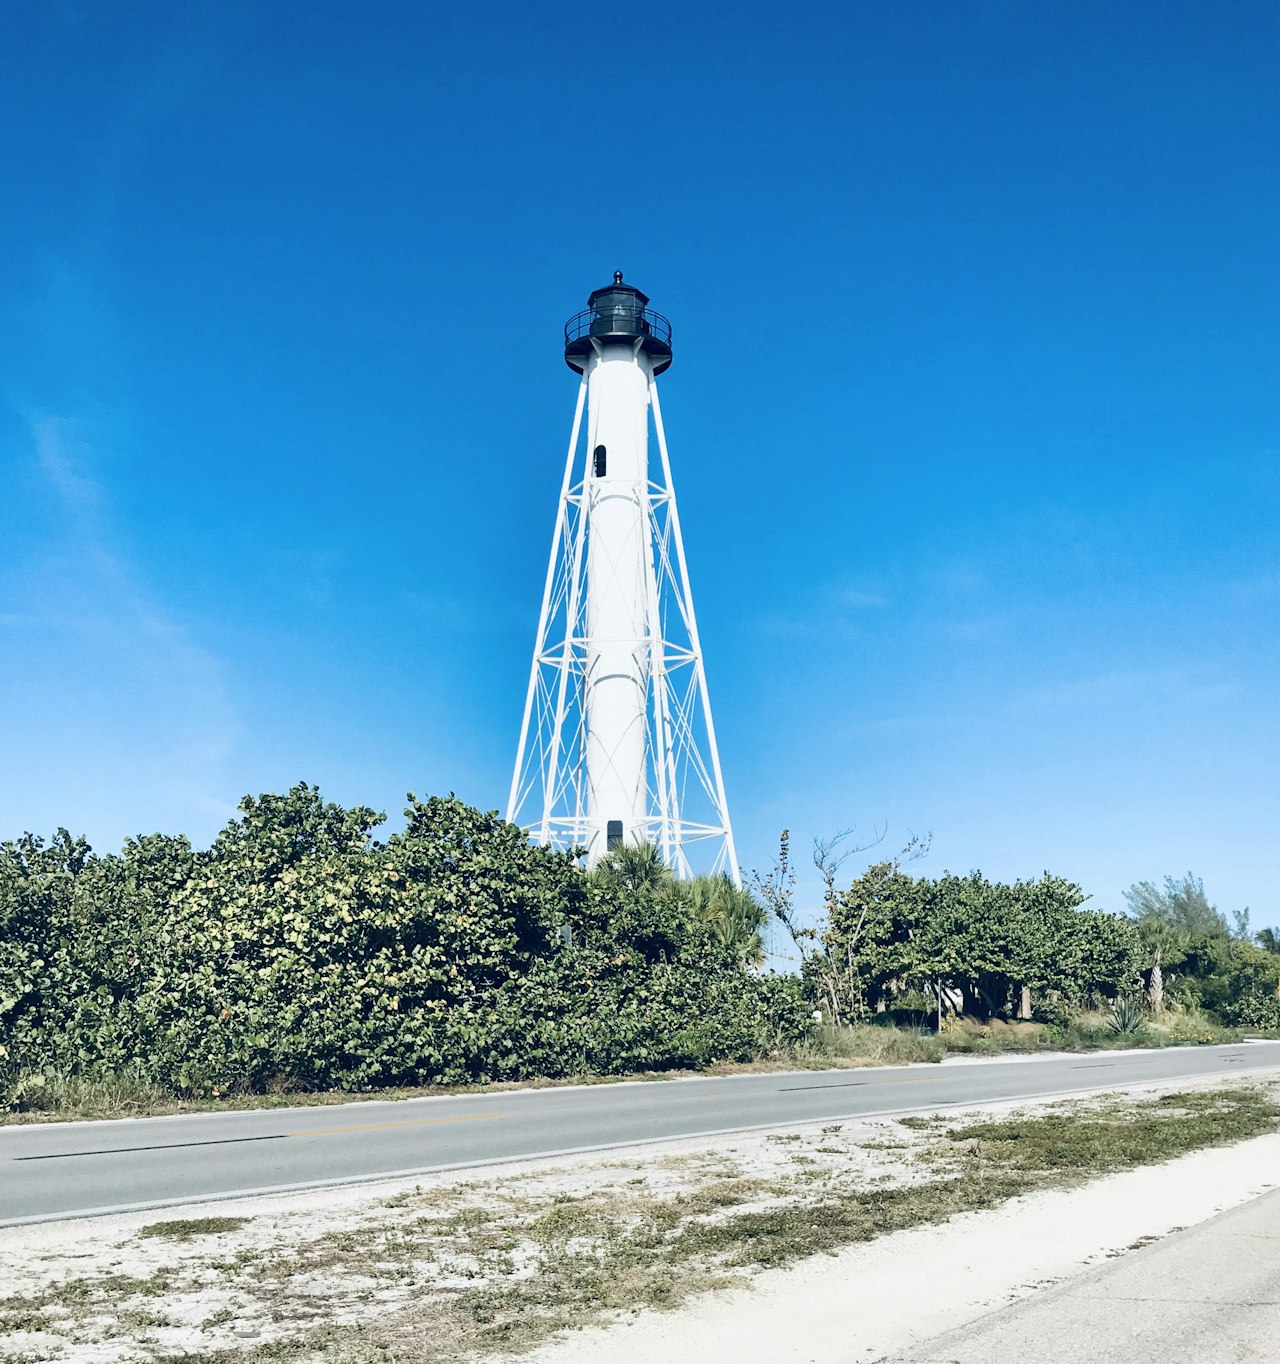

{"left": 507, "top": 274, "right": 738, "bottom": 881}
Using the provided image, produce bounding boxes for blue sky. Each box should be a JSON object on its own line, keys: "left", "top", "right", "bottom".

{"left": 2, "top": 1, "right": 1276, "bottom": 931}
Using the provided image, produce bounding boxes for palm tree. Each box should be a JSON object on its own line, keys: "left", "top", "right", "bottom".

{"left": 1135, "top": 918, "right": 1192, "bottom": 1015}
{"left": 680, "top": 873, "right": 768, "bottom": 968}
{"left": 589, "top": 841, "right": 671, "bottom": 898}
{"left": 590, "top": 846, "right": 767, "bottom": 967}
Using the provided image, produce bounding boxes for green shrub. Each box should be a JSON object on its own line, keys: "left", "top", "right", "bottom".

{"left": 1, "top": 787, "right": 808, "bottom": 1102}
{"left": 1221, "top": 992, "right": 1280, "bottom": 1032}
{"left": 1032, "top": 997, "right": 1071, "bottom": 1029}
{"left": 1154, "top": 1005, "right": 1235, "bottom": 1044}
{"left": 1062, "top": 1019, "right": 1115, "bottom": 1049}
{"left": 1156, "top": 936, "right": 1280, "bottom": 1019}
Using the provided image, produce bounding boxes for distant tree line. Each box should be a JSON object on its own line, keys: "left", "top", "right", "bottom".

{"left": 758, "top": 835, "right": 1280, "bottom": 1030}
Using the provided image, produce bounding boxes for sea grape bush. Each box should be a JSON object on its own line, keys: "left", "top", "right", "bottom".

{"left": 0, "top": 786, "right": 808, "bottom": 1097}
{"left": 801, "top": 857, "right": 1144, "bottom": 1024}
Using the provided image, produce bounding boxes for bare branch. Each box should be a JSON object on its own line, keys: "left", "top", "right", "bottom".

{"left": 896, "top": 831, "right": 933, "bottom": 866}
{"left": 813, "top": 825, "right": 887, "bottom": 904}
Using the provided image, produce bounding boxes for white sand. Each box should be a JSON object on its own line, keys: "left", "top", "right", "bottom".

{"left": 527, "top": 1130, "right": 1280, "bottom": 1364}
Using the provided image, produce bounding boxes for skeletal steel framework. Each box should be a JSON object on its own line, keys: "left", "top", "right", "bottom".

{"left": 507, "top": 280, "right": 738, "bottom": 881}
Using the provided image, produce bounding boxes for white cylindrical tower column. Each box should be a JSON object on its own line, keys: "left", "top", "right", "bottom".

{"left": 565, "top": 274, "right": 672, "bottom": 864}
{"left": 581, "top": 339, "right": 652, "bottom": 862}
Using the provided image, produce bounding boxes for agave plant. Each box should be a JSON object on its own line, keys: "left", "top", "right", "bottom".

{"left": 1106, "top": 995, "right": 1148, "bottom": 1035}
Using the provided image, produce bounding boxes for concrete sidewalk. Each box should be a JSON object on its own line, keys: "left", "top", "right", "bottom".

{"left": 890, "top": 1186, "right": 1280, "bottom": 1364}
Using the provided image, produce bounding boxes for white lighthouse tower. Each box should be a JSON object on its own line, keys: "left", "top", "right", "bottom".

{"left": 507, "top": 274, "right": 738, "bottom": 881}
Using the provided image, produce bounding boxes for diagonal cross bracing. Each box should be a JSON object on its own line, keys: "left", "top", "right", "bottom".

{"left": 508, "top": 364, "right": 738, "bottom": 884}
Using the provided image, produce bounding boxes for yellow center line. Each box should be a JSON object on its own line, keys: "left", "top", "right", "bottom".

{"left": 290, "top": 1113, "right": 504, "bottom": 1139}
{"left": 859, "top": 1076, "right": 952, "bottom": 1085}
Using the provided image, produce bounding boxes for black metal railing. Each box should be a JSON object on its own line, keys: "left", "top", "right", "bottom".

{"left": 564, "top": 306, "right": 672, "bottom": 348}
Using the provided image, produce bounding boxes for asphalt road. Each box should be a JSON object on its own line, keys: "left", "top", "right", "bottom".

{"left": 890, "top": 1183, "right": 1280, "bottom": 1363}
{"left": 4, "top": 1042, "right": 1279, "bottom": 1226}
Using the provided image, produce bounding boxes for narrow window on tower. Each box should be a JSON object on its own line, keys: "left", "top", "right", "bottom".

{"left": 593, "top": 445, "right": 607, "bottom": 478}
{"left": 606, "top": 819, "right": 624, "bottom": 850}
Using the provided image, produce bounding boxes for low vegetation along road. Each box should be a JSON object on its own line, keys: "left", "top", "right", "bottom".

{"left": 5, "top": 1042, "right": 1278, "bottom": 1225}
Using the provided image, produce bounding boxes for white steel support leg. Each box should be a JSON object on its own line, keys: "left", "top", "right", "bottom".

{"left": 507, "top": 377, "right": 586, "bottom": 832}
{"left": 649, "top": 382, "right": 740, "bottom": 885}
{"left": 540, "top": 416, "right": 591, "bottom": 845}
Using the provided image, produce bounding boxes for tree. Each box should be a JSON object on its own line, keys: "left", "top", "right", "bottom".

{"left": 1255, "top": 928, "right": 1280, "bottom": 956}
{"left": 676, "top": 875, "right": 768, "bottom": 967}
{"left": 589, "top": 842, "right": 671, "bottom": 898}
{"left": 825, "top": 858, "right": 929, "bottom": 1018}
{"left": 750, "top": 827, "right": 905, "bottom": 1025}
{"left": 767, "top": 844, "right": 1136, "bottom": 1024}
{"left": 591, "top": 844, "right": 769, "bottom": 967}
{"left": 1122, "top": 872, "right": 1246, "bottom": 1012}
{"left": 3, "top": 790, "right": 811, "bottom": 1099}
{"left": 1123, "top": 873, "right": 1229, "bottom": 937}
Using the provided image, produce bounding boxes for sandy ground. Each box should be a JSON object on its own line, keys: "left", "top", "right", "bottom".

{"left": 2, "top": 1075, "right": 1276, "bottom": 1362}
{"left": 0, "top": 1109, "right": 957, "bottom": 1361}
{"left": 529, "top": 1128, "right": 1280, "bottom": 1364}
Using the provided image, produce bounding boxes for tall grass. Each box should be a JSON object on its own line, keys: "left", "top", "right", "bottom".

{"left": 798, "top": 1023, "right": 947, "bottom": 1066}
{"left": 4, "top": 1071, "right": 176, "bottom": 1120}
{"left": 795, "top": 1010, "right": 1243, "bottom": 1070}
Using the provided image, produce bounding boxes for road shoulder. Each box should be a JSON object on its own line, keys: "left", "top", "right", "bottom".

{"left": 3, "top": 1080, "right": 1277, "bottom": 1362}
{"left": 528, "top": 1123, "right": 1280, "bottom": 1364}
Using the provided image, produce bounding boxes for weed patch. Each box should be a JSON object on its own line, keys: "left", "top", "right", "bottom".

{"left": 139, "top": 1217, "right": 251, "bottom": 1241}
{"left": 946, "top": 1087, "right": 1279, "bottom": 1177}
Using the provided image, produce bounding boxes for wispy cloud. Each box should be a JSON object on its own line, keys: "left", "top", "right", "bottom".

{"left": 936, "top": 614, "right": 1012, "bottom": 643}
{"left": 753, "top": 612, "right": 866, "bottom": 643}
{"left": 830, "top": 585, "right": 889, "bottom": 610}
{"left": 2, "top": 410, "right": 241, "bottom": 839}
{"left": 29, "top": 414, "right": 113, "bottom": 562}
{"left": 751, "top": 577, "right": 890, "bottom": 643}
{"left": 1010, "top": 669, "right": 1241, "bottom": 718}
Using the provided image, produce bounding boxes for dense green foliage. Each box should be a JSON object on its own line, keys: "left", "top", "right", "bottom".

{"left": 0, "top": 787, "right": 807, "bottom": 1098}
{"left": 589, "top": 842, "right": 768, "bottom": 966}
{"left": 1123, "top": 872, "right": 1280, "bottom": 1023}
{"left": 759, "top": 834, "right": 1141, "bottom": 1024}
{"left": 758, "top": 833, "right": 1277, "bottom": 1033}
{"left": 821, "top": 864, "right": 1141, "bottom": 1021}
{"left": 6, "top": 794, "right": 1275, "bottom": 1108}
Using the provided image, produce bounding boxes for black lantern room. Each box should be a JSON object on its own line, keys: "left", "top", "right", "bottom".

{"left": 564, "top": 272, "right": 673, "bottom": 375}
